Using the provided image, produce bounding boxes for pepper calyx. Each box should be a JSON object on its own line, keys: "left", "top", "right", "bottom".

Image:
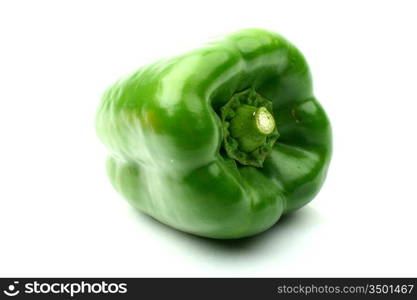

{"left": 220, "top": 88, "right": 279, "bottom": 167}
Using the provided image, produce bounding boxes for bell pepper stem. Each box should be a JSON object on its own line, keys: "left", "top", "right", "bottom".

{"left": 220, "top": 88, "right": 280, "bottom": 167}
{"left": 229, "top": 105, "right": 276, "bottom": 153}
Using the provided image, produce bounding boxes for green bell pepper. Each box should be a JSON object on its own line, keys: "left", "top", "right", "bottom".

{"left": 96, "top": 28, "right": 332, "bottom": 239}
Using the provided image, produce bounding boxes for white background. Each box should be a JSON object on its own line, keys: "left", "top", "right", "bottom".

{"left": 1, "top": 0, "right": 416, "bottom": 277}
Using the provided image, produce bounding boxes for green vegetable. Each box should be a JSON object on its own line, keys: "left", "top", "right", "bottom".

{"left": 96, "top": 28, "right": 332, "bottom": 239}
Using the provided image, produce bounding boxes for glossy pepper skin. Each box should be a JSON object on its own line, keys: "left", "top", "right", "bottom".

{"left": 96, "top": 29, "right": 332, "bottom": 239}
